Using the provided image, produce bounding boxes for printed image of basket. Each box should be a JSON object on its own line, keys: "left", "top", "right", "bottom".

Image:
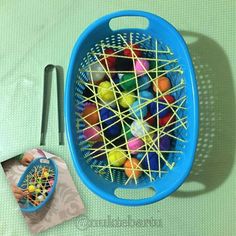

{"left": 17, "top": 158, "right": 58, "bottom": 212}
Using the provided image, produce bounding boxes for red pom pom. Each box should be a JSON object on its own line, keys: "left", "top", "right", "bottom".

{"left": 123, "top": 44, "right": 142, "bottom": 58}
{"left": 160, "top": 95, "right": 175, "bottom": 104}
{"left": 145, "top": 111, "right": 155, "bottom": 126}
{"left": 101, "top": 48, "right": 116, "bottom": 69}
{"left": 159, "top": 113, "right": 175, "bottom": 126}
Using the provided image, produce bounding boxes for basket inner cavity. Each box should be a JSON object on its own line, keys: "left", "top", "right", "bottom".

{"left": 74, "top": 32, "right": 187, "bottom": 186}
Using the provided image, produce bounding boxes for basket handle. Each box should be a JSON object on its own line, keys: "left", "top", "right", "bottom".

{"left": 110, "top": 185, "right": 160, "bottom": 206}
{"left": 99, "top": 10, "right": 162, "bottom": 32}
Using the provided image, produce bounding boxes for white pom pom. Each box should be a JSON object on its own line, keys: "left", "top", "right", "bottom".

{"left": 131, "top": 120, "right": 150, "bottom": 138}
{"left": 87, "top": 62, "right": 105, "bottom": 82}
{"left": 37, "top": 195, "right": 44, "bottom": 202}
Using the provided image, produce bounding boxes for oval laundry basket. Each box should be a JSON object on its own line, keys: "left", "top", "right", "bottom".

{"left": 65, "top": 10, "right": 198, "bottom": 206}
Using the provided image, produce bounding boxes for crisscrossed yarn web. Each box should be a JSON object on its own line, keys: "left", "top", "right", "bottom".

{"left": 75, "top": 32, "right": 187, "bottom": 186}
{"left": 19, "top": 164, "right": 55, "bottom": 208}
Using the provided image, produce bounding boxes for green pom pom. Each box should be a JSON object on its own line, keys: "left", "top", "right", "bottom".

{"left": 149, "top": 61, "right": 158, "bottom": 78}
{"left": 120, "top": 73, "right": 136, "bottom": 91}
{"left": 124, "top": 124, "right": 133, "bottom": 140}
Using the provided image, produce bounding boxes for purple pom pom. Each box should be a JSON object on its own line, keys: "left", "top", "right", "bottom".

{"left": 160, "top": 135, "right": 171, "bottom": 151}
{"left": 92, "top": 142, "right": 107, "bottom": 161}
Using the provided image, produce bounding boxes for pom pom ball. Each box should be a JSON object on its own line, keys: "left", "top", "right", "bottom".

{"left": 159, "top": 113, "right": 175, "bottom": 126}
{"left": 83, "top": 125, "right": 101, "bottom": 141}
{"left": 43, "top": 171, "right": 49, "bottom": 178}
{"left": 140, "top": 90, "right": 154, "bottom": 104}
{"left": 127, "top": 137, "right": 144, "bottom": 154}
{"left": 120, "top": 73, "right": 136, "bottom": 91}
{"left": 142, "top": 152, "right": 163, "bottom": 173}
{"left": 144, "top": 111, "right": 155, "bottom": 126}
{"left": 134, "top": 59, "right": 149, "bottom": 75}
{"left": 35, "top": 188, "right": 41, "bottom": 193}
{"left": 149, "top": 102, "right": 171, "bottom": 118}
{"left": 100, "top": 107, "right": 116, "bottom": 126}
{"left": 124, "top": 158, "right": 142, "bottom": 179}
{"left": 87, "top": 62, "right": 105, "bottom": 83}
{"left": 101, "top": 100, "right": 117, "bottom": 108}
{"left": 101, "top": 48, "right": 116, "bottom": 69}
{"left": 138, "top": 75, "right": 151, "bottom": 91}
{"left": 160, "top": 135, "right": 171, "bottom": 151}
{"left": 131, "top": 120, "right": 150, "bottom": 138}
{"left": 37, "top": 195, "right": 44, "bottom": 202}
{"left": 148, "top": 60, "right": 161, "bottom": 78}
{"left": 142, "top": 132, "right": 154, "bottom": 144}
{"left": 123, "top": 44, "right": 142, "bottom": 57}
{"left": 108, "top": 148, "right": 127, "bottom": 166}
{"left": 116, "top": 57, "right": 133, "bottom": 71}
{"left": 82, "top": 103, "right": 99, "bottom": 125}
{"left": 92, "top": 142, "right": 107, "bottom": 160}
{"left": 124, "top": 124, "right": 133, "bottom": 140}
{"left": 100, "top": 107, "right": 121, "bottom": 137}
{"left": 160, "top": 95, "right": 175, "bottom": 104}
{"left": 153, "top": 76, "right": 171, "bottom": 93}
{"left": 136, "top": 152, "right": 144, "bottom": 160}
{"left": 28, "top": 185, "right": 35, "bottom": 193}
{"left": 131, "top": 100, "right": 147, "bottom": 119}
{"left": 119, "top": 92, "right": 136, "bottom": 108}
{"left": 98, "top": 81, "right": 115, "bottom": 102}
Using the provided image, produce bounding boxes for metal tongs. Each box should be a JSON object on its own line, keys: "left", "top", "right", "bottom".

{"left": 40, "top": 65, "right": 64, "bottom": 146}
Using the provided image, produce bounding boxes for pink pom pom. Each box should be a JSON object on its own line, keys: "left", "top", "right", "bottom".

{"left": 134, "top": 59, "right": 149, "bottom": 75}
{"left": 127, "top": 137, "right": 144, "bottom": 154}
{"left": 83, "top": 125, "right": 101, "bottom": 141}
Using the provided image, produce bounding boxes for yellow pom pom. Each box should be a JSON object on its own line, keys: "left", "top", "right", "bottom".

{"left": 119, "top": 92, "right": 136, "bottom": 108}
{"left": 142, "top": 132, "right": 154, "bottom": 143}
{"left": 98, "top": 81, "right": 115, "bottom": 102}
{"left": 35, "top": 188, "right": 41, "bottom": 193}
{"left": 28, "top": 185, "right": 35, "bottom": 193}
{"left": 108, "top": 148, "right": 127, "bottom": 167}
{"left": 43, "top": 171, "right": 49, "bottom": 178}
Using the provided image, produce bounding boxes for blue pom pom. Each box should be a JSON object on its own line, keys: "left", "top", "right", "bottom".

{"left": 131, "top": 100, "right": 147, "bottom": 119}
{"left": 100, "top": 107, "right": 121, "bottom": 137}
{"left": 113, "top": 77, "right": 120, "bottom": 84}
{"left": 142, "top": 152, "right": 164, "bottom": 173}
{"left": 143, "top": 152, "right": 158, "bottom": 170}
{"left": 105, "top": 123, "right": 121, "bottom": 137}
{"left": 136, "top": 153, "right": 144, "bottom": 160}
{"left": 149, "top": 102, "right": 170, "bottom": 118}
{"left": 100, "top": 107, "right": 117, "bottom": 125}
{"left": 138, "top": 75, "right": 151, "bottom": 91}
{"left": 140, "top": 91, "right": 154, "bottom": 105}
{"left": 140, "top": 91, "right": 154, "bottom": 100}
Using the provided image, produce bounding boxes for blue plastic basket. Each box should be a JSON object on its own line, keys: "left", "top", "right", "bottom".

{"left": 65, "top": 10, "right": 198, "bottom": 206}
{"left": 17, "top": 157, "right": 58, "bottom": 213}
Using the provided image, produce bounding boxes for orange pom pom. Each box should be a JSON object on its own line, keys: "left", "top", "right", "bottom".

{"left": 82, "top": 103, "right": 99, "bottom": 125}
{"left": 124, "top": 158, "right": 142, "bottom": 179}
{"left": 153, "top": 76, "right": 171, "bottom": 93}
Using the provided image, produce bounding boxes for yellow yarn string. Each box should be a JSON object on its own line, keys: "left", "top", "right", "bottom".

{"left": 77, "top": 33, "right": 187, "bottom": 184}
{"left": 119, "top": 34, "right": 175, "bottom": 171}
